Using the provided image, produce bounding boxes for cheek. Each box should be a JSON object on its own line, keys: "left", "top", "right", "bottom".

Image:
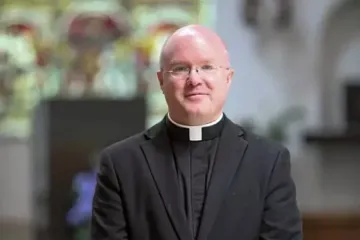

{"left": 205, "top": 75, "right": 224, "bottom": 89}
{"left": 205, "top": 78, "right": 220, "bottom": 93}
{"left": 208, "top": 80, "right": 228, "bottom": 100}
{"left": 173, "top": 80, "right": 187, "bottom": 94}
{"left": 163, "top": 80, "right": 184, "bottom": 99}
{"left": 172, "top": 81, "right": 185, "bottom": 91}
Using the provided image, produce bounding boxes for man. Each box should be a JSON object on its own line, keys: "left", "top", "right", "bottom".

{"left": 91, "top": 25, "right": 302, "bottom": 240}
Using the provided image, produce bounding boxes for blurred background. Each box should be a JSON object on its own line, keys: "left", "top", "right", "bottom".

{"left": 0, "top": 0, "right": 360, "bottom": 239}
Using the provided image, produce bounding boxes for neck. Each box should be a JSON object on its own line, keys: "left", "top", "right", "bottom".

{"left": 167, "top": 112, "right": 224, "bottom": 128}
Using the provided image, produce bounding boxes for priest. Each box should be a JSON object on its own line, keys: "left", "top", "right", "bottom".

{"left": 91, "top": 24, "right": 302, "bottom": 240}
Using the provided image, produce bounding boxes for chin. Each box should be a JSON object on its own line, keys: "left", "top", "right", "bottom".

{"left": 184, "top": 104, "right": 209, "bottom": 117}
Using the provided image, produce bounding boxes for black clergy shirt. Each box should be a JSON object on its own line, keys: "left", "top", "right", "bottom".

{"left": 165, "top": 114, "right": 225, "bottom": 239}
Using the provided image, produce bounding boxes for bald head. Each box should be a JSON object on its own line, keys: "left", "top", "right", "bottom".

{"left": 159, "top": 24, "right": 229, "bottom": 69}
{"left": 156, "top": 25, "right": 234, "bottom": 126}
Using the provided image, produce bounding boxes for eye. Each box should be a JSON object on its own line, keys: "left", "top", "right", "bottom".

{"left": 201, "top": 64, "right": 216, "bottom": 71}
{"left": 172, "top": 65, "right": 189, "bottom": 72}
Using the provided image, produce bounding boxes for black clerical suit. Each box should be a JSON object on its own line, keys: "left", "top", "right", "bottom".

{"left": 91, "top": 115, "right": 302, "bottom": 240}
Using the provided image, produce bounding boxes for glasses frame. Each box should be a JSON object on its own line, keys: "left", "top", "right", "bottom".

{"left": 165, "top": 65, "right": 231, "bottom": 79}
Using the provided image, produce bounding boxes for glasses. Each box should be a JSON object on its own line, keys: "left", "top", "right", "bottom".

{"left": 165, "top": 64, "right": 230, "bottom": 79}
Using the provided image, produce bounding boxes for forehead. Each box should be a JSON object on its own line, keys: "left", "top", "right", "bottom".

{"left": 165, "top": 36, "right": 221, "bottom": 65}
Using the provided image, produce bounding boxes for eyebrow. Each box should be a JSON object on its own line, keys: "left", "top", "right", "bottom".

{"left": 169, "top": 59, "right": 217, "bottom": 66}
{"left": 168, "top": 60, "right": 188, "bottom": 66}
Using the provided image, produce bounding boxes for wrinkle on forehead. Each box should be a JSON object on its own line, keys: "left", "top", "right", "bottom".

{"left": 159, "top": 24, "right": 230, "bottom": 69}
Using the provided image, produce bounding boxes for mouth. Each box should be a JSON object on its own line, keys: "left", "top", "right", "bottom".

{"left": 185, "top": 93, "right": 208, "bottom": 97}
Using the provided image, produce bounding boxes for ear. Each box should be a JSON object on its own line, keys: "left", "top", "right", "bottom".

{"left": 226, "top": 68, "right": 234, "bottom": 84}
{"left": 157, "top": 71, "right": 163, "bottom": 87}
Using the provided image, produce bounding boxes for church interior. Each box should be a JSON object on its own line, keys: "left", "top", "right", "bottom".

{"left": 1, "top": 0, "right": 360, "bottom": 239}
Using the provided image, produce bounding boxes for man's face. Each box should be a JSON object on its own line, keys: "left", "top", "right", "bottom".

{"left": 157, "top": 35, "right": 233, "bottom": 124}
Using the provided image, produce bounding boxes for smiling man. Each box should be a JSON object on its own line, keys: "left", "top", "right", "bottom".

{"left": 91, "top": 24, "right": 302, "bottom": 240}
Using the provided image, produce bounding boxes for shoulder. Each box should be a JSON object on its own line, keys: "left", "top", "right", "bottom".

{"left": 102, "top": 131, "right": 146, "bottom": 158}
{"left": 228, "top": 118, "right": 287, "bottom": 159}
{"left": 244, "top": 130, "right": 288, "bottom": 158}
{"left": 100, "top": 120, "right": 164, "bottom": 160}
{"left": 236, "top": 126, "right": 292, "bottom": 185}
{"left": 233, "top": 122, "right": 290, "bottom": 170}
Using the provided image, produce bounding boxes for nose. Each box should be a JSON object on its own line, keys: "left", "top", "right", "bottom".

{"left": 186, "top": 68, "right": 202, "bottom": 86}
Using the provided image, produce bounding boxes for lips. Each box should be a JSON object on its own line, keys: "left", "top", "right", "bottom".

{"left": 185, "top": 93, "right": 207, "bottom": 97}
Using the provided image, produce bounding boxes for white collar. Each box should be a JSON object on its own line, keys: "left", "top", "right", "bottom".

{"left": 167, "top": 113, "right": 224, "bottom": 141}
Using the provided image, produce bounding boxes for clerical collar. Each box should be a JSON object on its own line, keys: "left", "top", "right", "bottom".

{"left": 166, "top": 113, "right": 224, "bottom": 141}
